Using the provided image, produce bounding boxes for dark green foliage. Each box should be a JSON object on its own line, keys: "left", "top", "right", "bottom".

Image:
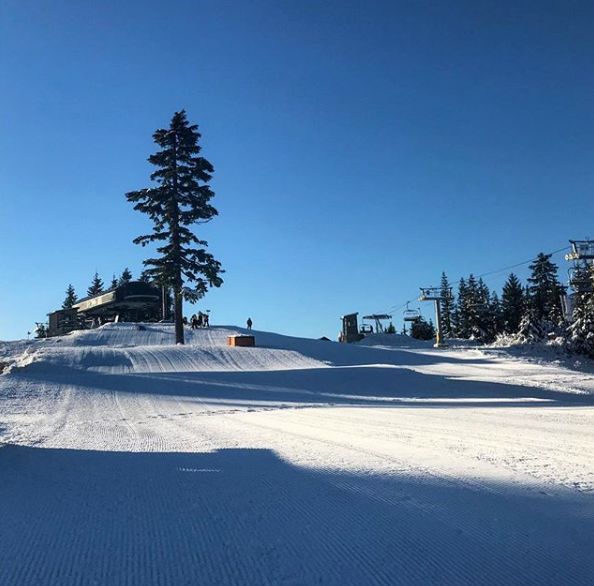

{"left": 566, "top": 269, "right": 594, "bottom": 358}
{"left": 439, "top": 272, "right": 454, "bottom": 338}
{"left": 411, "top": 316, "right": 435, "bottom": 340}
{"left": 386, "top": 322, "right": 396, "bottom": 334}
{"left": 501, "top": 273, "right": 524, "bottom": 334}
{"left": 87, "top": 272, "right": 104, "bottom": 297}
{"left": 119, "top": 268, "right": 133, "bottom": 285}
{"left": 526, "top": 253, "right": 565, "bottom": 328}
{"left": 455, "top": 275, "right": 489, "bottom": 340}
{"left": 453, "top": 278, "right": 469, "bottom": 338}
{"left": 452, "top": 275, "right": 494, "bottom": 341}
{"left": 126, "top": 110, "right": 224, "bottom": 344}
{"left": 62, "top": 284, "right": 77, "bottom": 309}
{"left": 428, "top": 257, "right": 593, "bottom": 359}
{"left": 516, "top": 307, "right": 546, "bottom": 343}
{"left": 473, "top": 278, "right": 491, "bottom": 341}
{"left": 35, "top": 323, "right": 47, "bottom": 338}
{"left": 486, "top": 291, "right": 502, "bottom": 341}
{"left": 110, "top": 275, "right": 118, "bottom": 289}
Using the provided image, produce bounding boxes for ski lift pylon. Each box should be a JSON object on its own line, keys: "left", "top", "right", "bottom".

{"left": 361, "top": 314, "right": 392, "bottom": 334}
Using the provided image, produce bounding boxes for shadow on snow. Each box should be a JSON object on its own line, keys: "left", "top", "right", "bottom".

{"left": 15, "top": 362, "right": 594, "bottom": 408}
{"left": 0, "top": 444, "right": 592, "bottom": 585}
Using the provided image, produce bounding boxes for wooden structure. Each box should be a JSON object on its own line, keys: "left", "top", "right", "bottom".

{"left": 46, "top": 281, "right": 163, "bottom": 337}
{"left": 339, "top": 313, "right": 363, "bottom": 343}
{"left": 227, "top": 335, "right": 255, "bottom": 347}
{"left": 47, "top": 308, "right": 82, "bottom": 338}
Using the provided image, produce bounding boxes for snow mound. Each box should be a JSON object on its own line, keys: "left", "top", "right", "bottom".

{"left": 3, "top": 323, "right": 331, "bottom": 375}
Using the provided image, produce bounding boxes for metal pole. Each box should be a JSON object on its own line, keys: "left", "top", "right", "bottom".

{"left": 434, "top": 299, "right": 443, "bottom": 348}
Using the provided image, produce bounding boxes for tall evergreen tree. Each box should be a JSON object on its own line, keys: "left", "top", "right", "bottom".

{"left": 454, "top": 275, "right": 492, "bottom": 341}
{"left": 126, "top": 110, "right": 223, "bottom": 344}
{"left": 565, "top": 266, "right": 594, "bottom": 357}
{"left": 463, "top": 274, "right": 483, "bottom": 340}
{"left": 487, "top": 291, "right": 502, "bottom": 341}
{"left": 110, "top": 275, "right": 119, "bottom": 289}
{"left": 62, "top": 284, "right": 77, "bottom": 309}
{"left": 474, "top": 278, "right": 491, "bottom": 341}
{"left": 119, "top": 268, "right": 133, "bottom": 285}
{"left": 527, "top": 253, "right": 564, "bottom": 326}
{"left": 454, "top": 278, "right": 470, "bottom": 338}
{"left": 501, "top": 273, "right": 524, "bottom": 334}
{"left": 87, "top": 272, "right": 104, "bottom": 297}
{"left": 439, "top": 272, "right": 454, "bottom": 338}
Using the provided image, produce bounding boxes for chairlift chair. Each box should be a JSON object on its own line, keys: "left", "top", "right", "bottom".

{"left": 403, "top": 302, "right": 421, "bottom": 322}
{"left": 403, "top": 308, "right": 421, "bottom": 322}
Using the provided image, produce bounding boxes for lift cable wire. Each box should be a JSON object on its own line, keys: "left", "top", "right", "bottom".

{"left": 378, "top": 244, "right": 571, "bottom": 320}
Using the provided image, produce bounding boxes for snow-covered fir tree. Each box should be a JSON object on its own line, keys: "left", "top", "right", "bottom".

{"left": 426, "top": 258, "right": 593, "bottom": 360}
{"left": 565, "top": 268, "right": 594, "bottom": 358}
{"left": 439, "top": 272, "right": 454, "bottom": 338}
{"left": 87, "top": 272, "right": 104, "bottom": 297}
{"left": 473, "top": 278, "right": 491, "bottom": 341}
{"left": 62, "top": 284, "right": 77, "bottom": 309}
{"left": 516, "top": 304, "right": 547, "bottom": 343}
{"left": 526, "top": 252, "right": 565, "bottom": 335}
{"left": 454, "top": 278, "right": 469, "bottom": 338}
{"left": 126, "top": 110, "right": 223, "bottom": 344}
{"left": 487, "top": 291, "right": 502, "bottom": 341}
{"left": 456, "top": 274, "right": 488, "bottom": 341}
{"left": 501, "top": 273, "right": 524, "bottom": 334}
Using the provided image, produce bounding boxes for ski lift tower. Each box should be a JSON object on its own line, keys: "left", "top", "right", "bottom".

{"left": 566, "top": 240, "right": 594, "bottom": 292}
{"left": 362, "top": 314, "right": 392, "bottom": 334}
{"left": 563, "top": 239, "right": 594, "bottom": 317}
{"left": 419, "top": 287, "right": 449, "bottom": 348}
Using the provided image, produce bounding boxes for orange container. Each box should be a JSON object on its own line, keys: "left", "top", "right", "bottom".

{"left": 227, "top": 335, "right": 255, "bottom": 347}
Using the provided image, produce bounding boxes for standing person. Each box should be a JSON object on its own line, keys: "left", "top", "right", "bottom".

{"left": 246, "top": 317, "right": 252, "bottom": 330}
{"left": 204, "top": 312, "right": 210, "bottom": 327}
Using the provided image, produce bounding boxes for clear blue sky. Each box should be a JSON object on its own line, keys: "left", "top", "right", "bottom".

{"left": 1, "top": 0, "right": 593, "bottom": 340}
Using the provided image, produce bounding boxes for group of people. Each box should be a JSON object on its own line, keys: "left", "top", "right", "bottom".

{"left": 182, "top": 312, "right": 210, "bottom": 329}
{"left": 181, "top": 313, "right": 253, "bottom": 331}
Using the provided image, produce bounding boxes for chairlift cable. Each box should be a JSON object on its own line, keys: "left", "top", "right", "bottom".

{"left": 376, "top": 244, "right": 571, "bottom": 319}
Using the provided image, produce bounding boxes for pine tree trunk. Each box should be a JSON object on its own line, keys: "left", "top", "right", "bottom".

{"left": 171, "top": 129, "right": 185, "bottom": 345}
{"left": 174, "top": 286, "right": 184, "bottom": 344}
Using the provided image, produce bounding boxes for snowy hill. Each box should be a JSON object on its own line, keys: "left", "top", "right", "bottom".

{"left": 1, "top": 323, "right": 594, "bottom": 584}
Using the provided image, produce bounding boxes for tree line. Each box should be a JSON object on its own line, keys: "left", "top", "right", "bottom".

{"left": 434, "top": 252, "right": 594, "bottom": 358}
{"left": 61, "top": 268, "right": 137, "bottom": 309}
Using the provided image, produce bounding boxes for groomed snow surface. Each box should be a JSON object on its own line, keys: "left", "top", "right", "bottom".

{"left": 1, "top": 323, "right": 594, "bottom": 585}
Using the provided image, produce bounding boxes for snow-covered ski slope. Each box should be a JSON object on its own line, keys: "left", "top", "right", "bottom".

{"left": 1, "top": 323, "right": 594, "bottom": 585}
